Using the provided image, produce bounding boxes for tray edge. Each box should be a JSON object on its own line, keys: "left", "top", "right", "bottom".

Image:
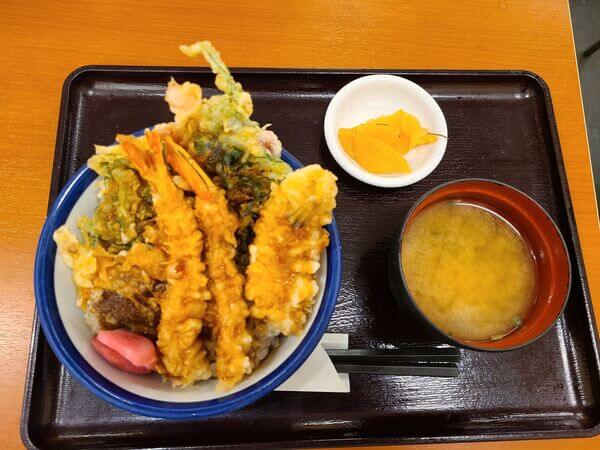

{"left": 20, "top": 67, "right": 600, "bottom": 448}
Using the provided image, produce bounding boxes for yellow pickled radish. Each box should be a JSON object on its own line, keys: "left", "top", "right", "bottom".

{"left": 399, "top": 111, "right": 428, "bottom": 149}
{"left": 416, "top": 133, "right": 438, "bottom": 146}
{"left": 338, "top": 128, "right": 356, "bottom": 158}
{"left": 337, "top": 108, "right": 437, "bottom": 175}
{"left": 356, "top": 122, "right": 410, "bottom": 153}
{"left": 373, "top": 109, "right": 404, "bottom": 128}
{"left": 351, "top": 134, "right": 411, "bottom": 174}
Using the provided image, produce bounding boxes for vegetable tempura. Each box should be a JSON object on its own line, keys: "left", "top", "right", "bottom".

{"left": 54, "top": 41, "right": 338, "bottom": 390}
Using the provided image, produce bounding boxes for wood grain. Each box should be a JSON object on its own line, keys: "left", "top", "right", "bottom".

{"left": 0, "top": 0, "right": 597, "bottom": 448}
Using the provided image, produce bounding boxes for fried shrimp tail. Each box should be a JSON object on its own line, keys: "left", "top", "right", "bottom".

{"left": 164, "top": 137, "right": 215, "bottom": 197}
{"left": 118, "top": 130, "right": 212, "bottom": 385}
{"left": 245, "top": 165, "right": 338, "bottom": 335}
{"left": 165, "top": 137, "right": 252, "bottom": 390}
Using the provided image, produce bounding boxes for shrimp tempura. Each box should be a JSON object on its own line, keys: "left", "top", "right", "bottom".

{"left": 246, "top": 165, "right": 337, "bottom": 335}
{"left": 165, "top": 137, "right": 252, "bottom": 390}
{"left": 118, "top": 130, "right": 212, "bottom": 385}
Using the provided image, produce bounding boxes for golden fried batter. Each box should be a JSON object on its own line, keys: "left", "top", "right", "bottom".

{"left": 245, "top": 165, "right": 337, "bottom": 335}
{"left": 165, "top": 138, "right": 252, "bottom": 390}
{"left": 119, "top": 130, "right": 212, "bottom": 385}
{"left": 54, "top": 41, "right": 340, "bottom": 391}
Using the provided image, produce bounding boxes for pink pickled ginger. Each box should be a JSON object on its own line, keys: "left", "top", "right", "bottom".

{"left": 92, "top": 329, "right": 157, "bottom": 374}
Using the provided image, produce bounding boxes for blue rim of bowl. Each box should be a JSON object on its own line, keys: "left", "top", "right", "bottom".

{"left": 34, "top": 139, "right": 342, "bottom": 419}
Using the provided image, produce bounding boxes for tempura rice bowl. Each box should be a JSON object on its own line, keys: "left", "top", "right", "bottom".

{"left": 35, "top": 149, "right": 341, "bottom": 418}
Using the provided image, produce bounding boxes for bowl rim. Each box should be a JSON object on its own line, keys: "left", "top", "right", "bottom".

{"left": 323, "top": 74, "right": 448, "bottom": 188}
{"left": 394, "top": 177, "right": 572, "bottom": 352}
{"left": 34, "top": 147, "right": 342, "bottom": 419}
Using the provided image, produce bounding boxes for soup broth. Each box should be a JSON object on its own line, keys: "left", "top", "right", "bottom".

{"left": 401, "top": 200, "right": 537, "bottom": 341}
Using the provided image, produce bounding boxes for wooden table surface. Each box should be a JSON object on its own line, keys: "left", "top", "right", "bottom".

{"left": 1, "top": 0, "right": 598, "bottom": 448}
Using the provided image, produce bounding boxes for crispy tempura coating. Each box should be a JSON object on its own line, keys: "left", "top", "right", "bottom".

{"left": 118, "top": 130, "right": 212, "bottom": 385}
{"left": 245, "top": 165, "right": 337, "bottom": 335}
{"left": 165, "top": 138, "right": 252, "bottom": 390}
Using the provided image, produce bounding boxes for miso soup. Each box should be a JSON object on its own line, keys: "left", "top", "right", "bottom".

{"left": 401, "top": 200, "right": 537, "bottom": 341}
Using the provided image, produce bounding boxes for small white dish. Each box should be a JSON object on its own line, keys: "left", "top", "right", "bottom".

{"left": 324, "top": 74, "right": 448, "bottom": 188}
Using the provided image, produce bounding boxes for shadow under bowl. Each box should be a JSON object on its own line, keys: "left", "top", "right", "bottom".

{"left": 388, "top": 178, "right": 571, "bottom": 351}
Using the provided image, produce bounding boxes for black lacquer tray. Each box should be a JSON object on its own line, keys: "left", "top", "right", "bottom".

{"left": 21, "top": 68, "right": 600, "bottom": 449}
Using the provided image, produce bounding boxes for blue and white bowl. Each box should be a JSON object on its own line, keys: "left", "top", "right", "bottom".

{"left": 34, "top": 145, "right": 342, "bottom": 419}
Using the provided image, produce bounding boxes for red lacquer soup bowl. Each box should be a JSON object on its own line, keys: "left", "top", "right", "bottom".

{"left": 388, "top": 179, "right": 571, "bottom": 351}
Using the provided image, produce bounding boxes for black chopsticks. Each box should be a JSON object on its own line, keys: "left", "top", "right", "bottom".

{"left": 326, "top": 346, "right": 460, "bottom": 378}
